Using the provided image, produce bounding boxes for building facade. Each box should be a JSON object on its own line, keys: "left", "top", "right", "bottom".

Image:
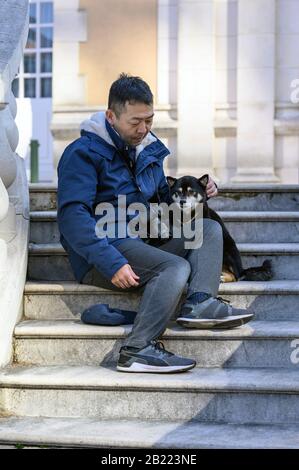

{"left": 16, "top": 0, "right": 299, "bottom": 183}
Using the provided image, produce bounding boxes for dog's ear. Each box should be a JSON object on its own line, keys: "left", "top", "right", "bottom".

{"left": 166, "top": 176, "right": 177, "bottom": 188}
{"left": 198, "top": 174, "right": 209, "bottom": 188}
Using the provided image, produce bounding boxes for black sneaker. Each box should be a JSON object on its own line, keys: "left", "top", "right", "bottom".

{"left": 177, "top": 296, "right": 254, "bottom": 329}
{"left": 117, "top": 340, "right": 196, "bottom": 373}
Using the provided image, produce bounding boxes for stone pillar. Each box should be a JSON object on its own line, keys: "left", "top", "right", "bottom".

{"left": 52, "top": 0, "right": 87, "bottom": 181}
{"left": 213, "top": 0, "right": 238, "bottom": 183}
{"left": 157, "top": 0, "right": 178, "bottom": 106}
{"left": 232, "top": 0, "right": 279, "bottom": 183}
{"left": 156, "top": 0, "right": 178, "bottom": 175}
{"left": 275, "top": 0, "right": 299, "bottom": 183}
{"left": 177, "top": 0, "right": 215, "bottom": 177}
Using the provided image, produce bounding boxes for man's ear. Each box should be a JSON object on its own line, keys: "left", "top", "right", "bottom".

{"left": 166, "top": 176, "right": 177, "bottom": 188}
{"left": 198, "top": 174, "right": 209, "bottom": 188}
{"left": 105, "top": 109, "right": 116, "bottom": 126}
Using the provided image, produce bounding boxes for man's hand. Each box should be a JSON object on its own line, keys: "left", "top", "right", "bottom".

{"left": 206, "top": 176, "right": 218, "bottom": 198}
{"left": 111, "top": 263, "right": 140, "bottom": 289}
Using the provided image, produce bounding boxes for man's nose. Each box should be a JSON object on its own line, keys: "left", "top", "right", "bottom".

{"left": 137, "top": 122, "right": 147, "bottom": 134}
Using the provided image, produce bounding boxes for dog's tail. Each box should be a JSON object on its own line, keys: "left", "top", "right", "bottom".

{"left": 239, "top": 259, "right": 273, "bottom": 281}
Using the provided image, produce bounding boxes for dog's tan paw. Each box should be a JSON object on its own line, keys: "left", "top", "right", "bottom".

{"left": 221, "top": 270, "right": 237, "bottom": 283}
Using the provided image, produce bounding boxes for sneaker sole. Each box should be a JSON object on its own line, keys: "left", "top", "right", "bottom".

{"left": 116, "top": 362, "right": 196, "bottom": 373}
{"left": 176, "top": 313, "right": 254, "bottom": 330}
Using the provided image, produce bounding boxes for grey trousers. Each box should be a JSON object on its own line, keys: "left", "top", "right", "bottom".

{"left": 81, "top": 218, "right": 223, "bottom": 349}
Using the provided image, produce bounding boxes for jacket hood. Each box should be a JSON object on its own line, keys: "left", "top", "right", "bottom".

{"left": 80, "top": 111, "right": 157, "bottom": 158}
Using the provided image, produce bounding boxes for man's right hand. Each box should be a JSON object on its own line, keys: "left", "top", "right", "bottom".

{"left": 111, "top": 264, "right": 140, "bottom": 289}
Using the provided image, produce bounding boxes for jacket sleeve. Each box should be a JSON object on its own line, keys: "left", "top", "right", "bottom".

{"left": 57, "top": 148, "right": 129, "bottom": 281}
{"left": 157, "top": 166, "right": 172, "bottom": 205}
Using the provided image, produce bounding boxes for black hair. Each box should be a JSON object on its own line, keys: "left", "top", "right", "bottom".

{"left": 108, "top": 73, "right": 153, "bottom": 117}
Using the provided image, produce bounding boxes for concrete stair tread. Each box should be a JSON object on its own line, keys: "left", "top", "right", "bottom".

{"left": 29, "top": 184, "right": 57, "bottom": 191}
{"left": 1, "top": 364, "right": 299, "bottom": 392}
{"left": 216, "top": 184, "right": 299, "bottom": 193}
{"left": 28, "top": 183, "right": 299, "bottom": 193}
{"left": 218, "top": 211, "right": 299, "bottom": 220}
{"left": 29, "top": 210, "right": 299, "bottom": 221}
{"left": 28, "top": 241, "right": 299, "bottom": 255}
{"left": 14, "top": 319, "right": 299, "bottom": 339}
{"left": 0, "top": 416, "right": 299, "bottom": 448}
{"left": 30, "top": 210, "right": 57, "bottom": 219}
{"left": 24, "top": 279, "right": 299, "bottom": 294}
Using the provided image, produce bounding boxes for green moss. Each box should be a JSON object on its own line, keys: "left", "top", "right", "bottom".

{"left": 14, "top": 443, "right": 25, "bottom": 449}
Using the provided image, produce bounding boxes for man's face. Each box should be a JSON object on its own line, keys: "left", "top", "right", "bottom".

{"left": 106, "top": 101, "right": 154, "bottom": 147}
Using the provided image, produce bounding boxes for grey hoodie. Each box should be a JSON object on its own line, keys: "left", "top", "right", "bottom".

{"left": 79, "top": 111, "right": 157, "bottom": 160}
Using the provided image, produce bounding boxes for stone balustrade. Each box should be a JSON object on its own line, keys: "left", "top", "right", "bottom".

{"left": 0, "top": 0, "right": 29, "bottom": 367}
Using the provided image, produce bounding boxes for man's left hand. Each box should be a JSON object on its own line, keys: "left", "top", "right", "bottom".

{"left": 206, "top": 176, "right": 218, "bottom": 198}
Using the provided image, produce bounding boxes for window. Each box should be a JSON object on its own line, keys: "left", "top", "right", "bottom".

{"left": 41, "top": 77, "right": 52, "bottom": 97}
{"left": 40, "top": 27, "right": 53, "bottom": 48}
{"left": 26, "top": 28, "right": 36, "bottom": 49}
{"left": 40, "top": 52, "right": 52, "bottom": 73}
{"left": 24, "top": 54, "right": 36, "bottom": 73}
{"left": 29, "top": 3, "right": 37, "bottom": 23}
{"left": 40, "top": 2, "right": 53, "bottom": 23}
{"left": 24, "top": 78, "right": 36, "bottom": 98}
{"left": 12, "top": 1, "right": 53, "bottom": 99}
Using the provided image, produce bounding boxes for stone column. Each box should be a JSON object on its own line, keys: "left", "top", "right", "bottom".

{"left": 157, "top": 0, "right": 178, "bottom": 106}
{"left": 177, "top": 0, "right": 215, "bottom": 177}
{"left": 275, "top": 0, "right": 299, "bottom": 183}
{"left": 156, "top": 0, "right": 178, "bottom": 175}
{"left": 52, "top": 0, "right": 87, "bottom": 181}
{"left": 232, "top": 0, "right": 279, "bottom": 183}
{"left": 213, "top": 0, "right": 238, "bottom": 183}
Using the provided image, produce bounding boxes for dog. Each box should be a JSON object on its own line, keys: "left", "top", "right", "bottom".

{"left": 165, "top": 174, "right": 273, "bottom": 283}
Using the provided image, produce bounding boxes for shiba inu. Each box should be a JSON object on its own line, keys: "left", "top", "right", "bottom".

{"left": 166, "top": 174, "right": 273, "bottom": 283}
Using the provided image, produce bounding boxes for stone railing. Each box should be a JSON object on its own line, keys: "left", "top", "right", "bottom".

{"left": 0, "top": 0, "right": 29, "bottom": 367}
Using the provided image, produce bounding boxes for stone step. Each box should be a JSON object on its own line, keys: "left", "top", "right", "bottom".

{"left": 29, "top": 184, "right": 57, "bottom": 211}
{"left": 27, "top": 242, "right": 299, "bottom": 281}
{"left": 210, "top": 185, "right": 299, "bottom": 211}
{"left": 14, "top": 320, "right": 299, "bottom": 369}
{"left": 24, "top": 280, "right": 299, "bottom": 321}
{"left": 221, "top": 211, "right": 299, "bottom": 243}
{"left": 29, "top": 183, "right": 299, "bottom": 212}
{"left": 28, "top": 210, "right": 299, "bottom": 244}
{"left": 0, "top": 416, "right": 299, "bottom": 448}
{"left": 1, "top": 365, "right": 299, "bottom": 424}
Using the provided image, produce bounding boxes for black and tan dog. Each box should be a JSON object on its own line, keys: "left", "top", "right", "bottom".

{"left": 166, "top": 174, "right": 273, "bottom": 283}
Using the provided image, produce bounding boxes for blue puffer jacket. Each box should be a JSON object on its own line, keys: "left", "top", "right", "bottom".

{"left": 57, "top": 111, "right": 172, "bottom": 283}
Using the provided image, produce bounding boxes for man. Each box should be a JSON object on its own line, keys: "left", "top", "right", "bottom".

{"left": 57, "top": 74, "right": 254, "bottom": 374}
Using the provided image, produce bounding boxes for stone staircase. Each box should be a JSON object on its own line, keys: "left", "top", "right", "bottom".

{"left": 1, "top": 184, "right": 299, "bottom": 448}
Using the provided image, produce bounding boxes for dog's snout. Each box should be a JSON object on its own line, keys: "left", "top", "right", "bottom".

{"left": 179, "top": 200, "right": 186, "bottom": 207}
